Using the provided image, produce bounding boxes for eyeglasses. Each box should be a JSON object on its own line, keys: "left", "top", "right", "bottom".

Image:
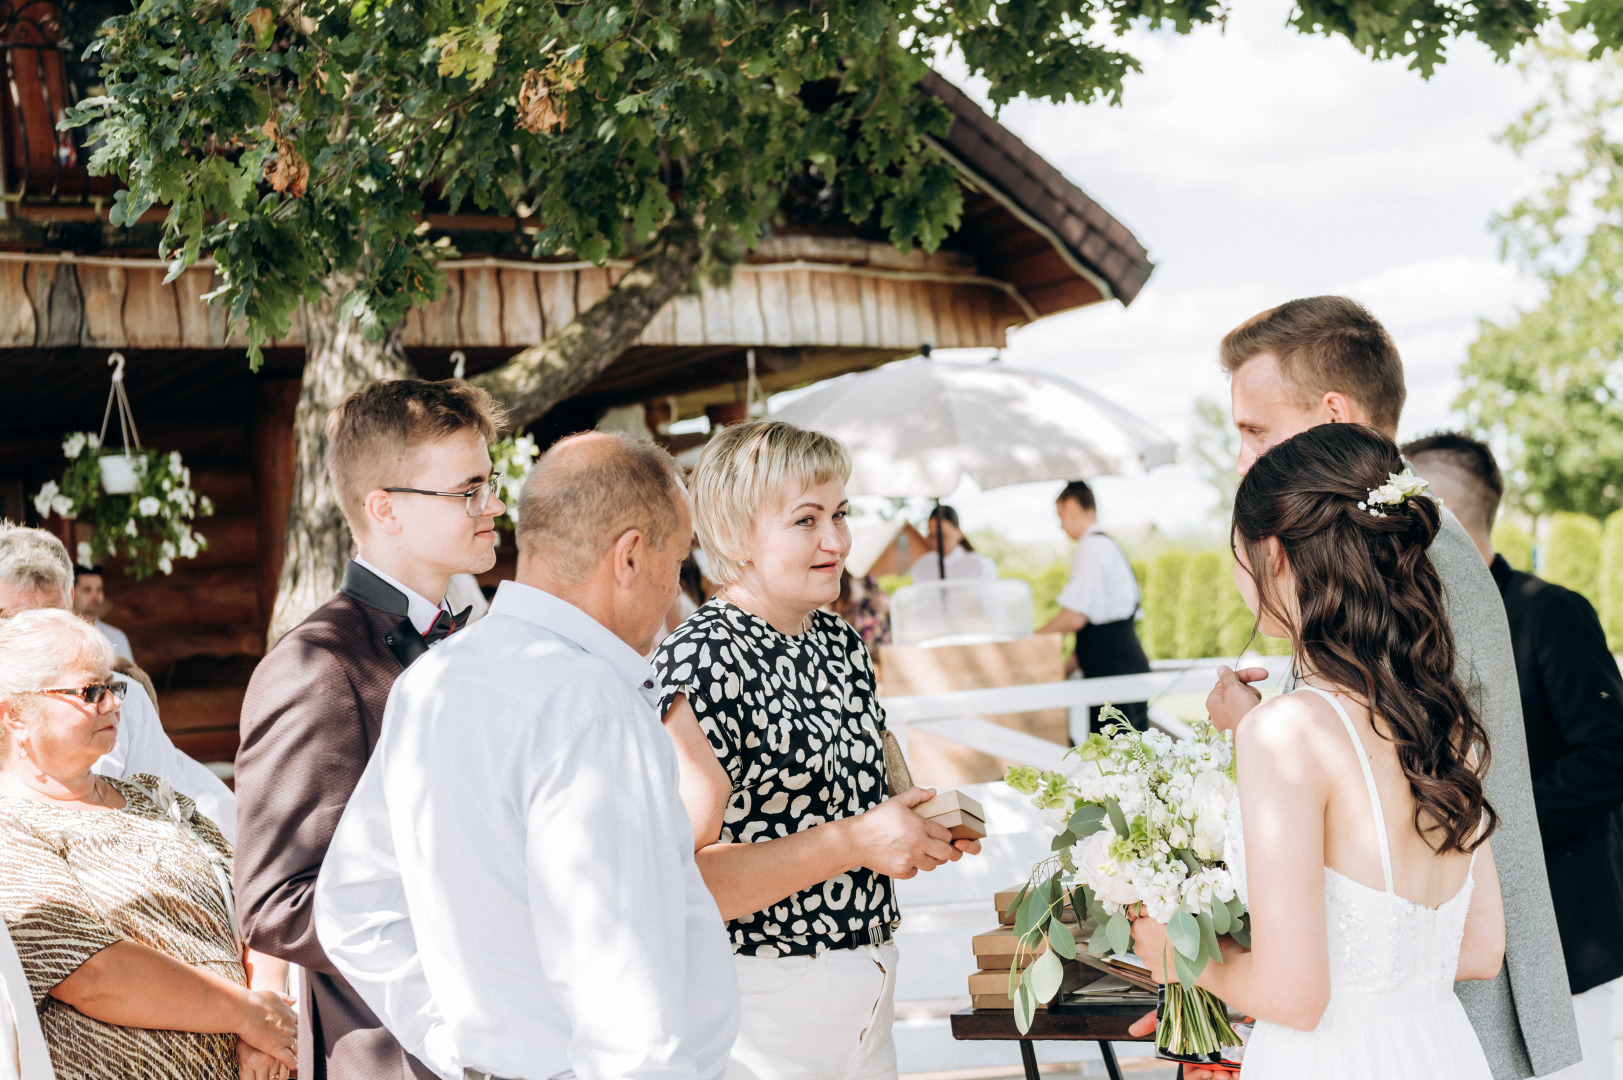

{"left": 381, "top": 474, "right": 504, "bottom": 518}
{"left": 26, "top": 680, "right": 128, "bottom": 705}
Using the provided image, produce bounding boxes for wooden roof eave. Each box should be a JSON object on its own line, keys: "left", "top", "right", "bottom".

{"left": 928, "top": 135, "right": 1117, "bottom": 306}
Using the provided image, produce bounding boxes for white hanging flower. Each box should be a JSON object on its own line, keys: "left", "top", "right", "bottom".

{"left": 62, "top": 432, "right": 88, "bottom": 459}
{"left": 125, "top": 518, "right": 138, "bottom": 537}
{"left": 160, "top": 541, "right": 176, "bottom": 560}
{"left": 50, "top": 495, "right": 74, "bottom": 517}
{"left": 137, "top": 496, "right": 162, "bottom": 517}
{"left": 169, "top": 451, "right": 184, "bottom": 475}
{"left": 157, "top": 557, "right": 173, "bottom": 575}
{"left": 33, "top": 481, "right": 60, "bottom": 517}
{"left": 86, "top": 433, "right": 100, "bottom": 451}
{"left": 178, "top": 534, "right": 199, "bottom": 559}
{"left": 76, "top": 541, "right": 94, "bottom": 567}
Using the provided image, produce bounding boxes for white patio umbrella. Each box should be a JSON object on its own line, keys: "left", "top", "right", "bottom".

{"left": 772, "top": 356, "right": 1178, "bottom": 499}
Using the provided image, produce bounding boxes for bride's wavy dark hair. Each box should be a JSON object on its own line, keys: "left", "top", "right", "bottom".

{"left": 1232, "top": 423, "right": 1495, "bottom": 855}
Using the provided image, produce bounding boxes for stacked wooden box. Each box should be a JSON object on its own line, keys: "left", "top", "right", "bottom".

{"left": 966, "top": 886, "right": 1090, "bottom": 1010}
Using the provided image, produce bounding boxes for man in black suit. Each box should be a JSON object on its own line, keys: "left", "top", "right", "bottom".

{"left": 1406, "top": 432, "right": 1623, "bottom": 1080}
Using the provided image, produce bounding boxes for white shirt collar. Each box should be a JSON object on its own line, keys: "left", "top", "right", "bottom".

{"left": 353, "top": 555, "right": 447, "bottom": 635}
{"left": 488, "top": 581, "right": 660, "bottom": 707}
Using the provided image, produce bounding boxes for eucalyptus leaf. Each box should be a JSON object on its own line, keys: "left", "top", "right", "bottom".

{"left": 1003, "top": 883, "right": 1031, "bottom": 925}
{"left": 1167, "top": 910, "right": 1200, "bottom": 959}
{"left": 1026, "top": 948, "right": 1065, "bottom": 1003}
{"left": 1015, "top": 884, "right": 1043, "bottom": 938}
{"left": 1048, "top": 919, "right": 1077, "bottom": 960}
{"left": 1013, "top": 981, "right": 1036, "bottom": 1034}
{"left": 1197, "top": 911, "right": 1223, "bottom": 965}
{"left": 1105, "top": 799, "right": 1130, "bottom": 838}
{"left": 1089, "top": 927, "right": 1112, "bottom": 956}
{"left": 1173, "top": 937, "right": 1206, "bottom": 990}
{"left": 1210, "top": 897, "right": 1230, "bottom": 936}
{"left": 1051, "top": 829, "right": 1078, "bottom": 852}
{"left": 1106, "top": 911, "right": 1132, "bottom": 956}
{"left": 1229, "top": 916, "right": 1252, "bottom": 950}
{"left": 1069, "top": 803, "right": 1107, "bottom": 835}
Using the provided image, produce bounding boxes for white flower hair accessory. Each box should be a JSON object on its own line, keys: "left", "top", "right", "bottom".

{"left": 1358, "top": 467, "right": 1432, "bottom": 517}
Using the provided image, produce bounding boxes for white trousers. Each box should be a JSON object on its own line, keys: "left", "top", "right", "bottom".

{"left": 1543, "top": 978, "right": 1617, "bottom": 1080}
{"left": 724, "top": 943, "right": 899, "bottom": 1080}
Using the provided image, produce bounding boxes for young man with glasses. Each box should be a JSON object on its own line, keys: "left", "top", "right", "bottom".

{"left": 235, "top": 379, "right": 507, "bottom": 1080}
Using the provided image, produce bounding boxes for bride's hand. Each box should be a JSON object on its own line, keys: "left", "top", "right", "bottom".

{"left": 1128, "top": 915, "right": 1171, "bottom": 984}
{"left": 1207, "top": 666, "right": 1268, "bottom": 733}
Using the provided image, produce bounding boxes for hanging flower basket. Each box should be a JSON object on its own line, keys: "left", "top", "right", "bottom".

{"left": 97, "top": 452, "right": 144, "bottom": 494}
{"left": 32, "top": 356, "right": 213, "bottom": 580}
{"left": 34, "top": 433, "right": 213, "bottom": 580}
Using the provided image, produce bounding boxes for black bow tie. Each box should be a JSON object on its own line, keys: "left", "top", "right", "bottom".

{"left": 421, "top": 606, "right": 473, "bottom": 646}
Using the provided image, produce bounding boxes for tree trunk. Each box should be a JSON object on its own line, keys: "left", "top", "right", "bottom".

{"left": 265, "top": 218, "right": 707, "bottom": 641}
{"left": 266, "top": 277, "right": 416, "bottom": 644}
{"left": 474, "top": 216, "right": 706, "bottom": 428}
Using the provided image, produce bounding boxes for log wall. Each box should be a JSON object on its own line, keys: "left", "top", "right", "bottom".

{"left": 0, "top": 255, "right": 1027, "bottom": 353}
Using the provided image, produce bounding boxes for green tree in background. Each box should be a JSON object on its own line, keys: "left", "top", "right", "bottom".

{"left": 63, "top": 0, "right": 1612, "bottom": 638}
{"left": 1543, "top": 511, "right": 1603, "bottom": 604}
{"left": 1190, "top": 396, "right": 1241, "bottom": 521}
{"left": 1459, "top": 40, "right": 1623, "bottom": 519}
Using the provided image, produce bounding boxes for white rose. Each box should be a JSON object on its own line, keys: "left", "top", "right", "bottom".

{"left": 1075, "top": 830, "right": 1139, "bottom": 909}
{"left": 1190, "top": 770, "right": 1237, "bottom": 860}
{"left": 63, "top": 433, "right": 87, "bottom": 459}
{"left": 137, "top": 496, "right": 162, "bottom": 517}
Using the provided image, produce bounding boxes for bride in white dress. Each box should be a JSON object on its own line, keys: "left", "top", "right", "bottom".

{"left": 1131, "top": 423, "right": 1506, "bottom": 1079}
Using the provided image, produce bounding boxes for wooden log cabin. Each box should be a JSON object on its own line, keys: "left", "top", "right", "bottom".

{"left": 0, "top": 2, "right": 1154, "bottom": 765}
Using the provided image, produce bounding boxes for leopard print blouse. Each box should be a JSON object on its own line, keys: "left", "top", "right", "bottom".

{"left": 656, "top": 600, "right": 897, "bottom": 958}
{"left": 0, "top": 775, "right": 243, "bottom": 1080}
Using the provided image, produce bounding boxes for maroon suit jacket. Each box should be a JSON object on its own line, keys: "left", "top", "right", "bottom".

{"left": 235, "top": 566, "right": 438, "bottom": 1080}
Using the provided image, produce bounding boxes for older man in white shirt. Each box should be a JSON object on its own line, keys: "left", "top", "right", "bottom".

{"left": 315, "top": 431, "right": 739, "bottom": 1080}
{"left": 0, "top": 523, "right": 236, "bottom": 840}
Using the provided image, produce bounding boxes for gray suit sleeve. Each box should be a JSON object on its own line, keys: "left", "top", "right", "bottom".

{"left": 1432, "top": 511, "right": 1580, "bottom": 1080}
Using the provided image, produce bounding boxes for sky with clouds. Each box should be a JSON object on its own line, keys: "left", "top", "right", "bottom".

{"left": 830, "top": 2, "right": 1560, "bottom": 544}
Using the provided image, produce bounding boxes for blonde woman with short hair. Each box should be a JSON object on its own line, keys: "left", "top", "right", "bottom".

{"left": 655, "top": 419, "right": 980, "bottom": 1080}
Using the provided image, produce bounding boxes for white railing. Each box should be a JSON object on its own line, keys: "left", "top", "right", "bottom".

{"left": 878, "top": 656, "right": 1294, "bottom": 771}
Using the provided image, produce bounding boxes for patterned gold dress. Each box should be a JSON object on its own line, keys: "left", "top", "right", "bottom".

{"left": 0, "top": 774, "right": 243, "bottom": 1080}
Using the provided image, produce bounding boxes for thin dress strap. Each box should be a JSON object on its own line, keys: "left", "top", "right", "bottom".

{"left": 1300, "top": 684, "right": 1395, "bottom": 895}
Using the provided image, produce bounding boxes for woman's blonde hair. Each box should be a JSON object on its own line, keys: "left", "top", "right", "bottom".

{"left": 691, "top": 419, "right": 852, "bottom": 587}
{"left": 0, "top": 608, "right": 114, "bottom": 749}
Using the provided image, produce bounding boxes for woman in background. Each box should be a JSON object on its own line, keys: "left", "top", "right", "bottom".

{"left": 908, "top": 505, "right": 996, "bottom": 582}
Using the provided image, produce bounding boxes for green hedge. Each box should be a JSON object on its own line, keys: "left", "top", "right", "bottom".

{"left": 1602, "top": 511, "right": 1623, "bottom": 650}
{"left": 1544, "top": 512, "right": 1602, "bottom": 603}
{"left": 1491, "top": 521, "right": 1534, "bottom": 572}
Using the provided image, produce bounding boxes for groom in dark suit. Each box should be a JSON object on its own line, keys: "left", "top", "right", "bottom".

{"left": 1406, "top": 432, "right": 1623, "bottom": 1080}
{"left": 235, "top": 379, "right": 508, "bottom": 1080}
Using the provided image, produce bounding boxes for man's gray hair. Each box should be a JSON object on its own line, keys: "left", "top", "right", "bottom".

{"left": 0, "top": 522, "right": 73, "bottom": 608}
{"left": 515, "top": 431, "right": 686, "bottom": 583}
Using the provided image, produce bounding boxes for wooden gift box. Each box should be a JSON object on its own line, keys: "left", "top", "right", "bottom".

{"left": 916, "top": 789, "right": 986, "bottom": 840}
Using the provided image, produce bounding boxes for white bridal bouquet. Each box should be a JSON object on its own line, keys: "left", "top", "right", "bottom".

{"left": 1004, "top": 706, "right": 1247, "bottom": 1060}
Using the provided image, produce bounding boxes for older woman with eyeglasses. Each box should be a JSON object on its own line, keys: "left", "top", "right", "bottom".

{"left": 0, "top": 609, "right": 297, "bottom": 1080}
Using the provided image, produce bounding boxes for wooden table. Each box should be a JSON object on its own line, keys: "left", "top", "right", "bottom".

{"left": 949, "top": 1004, "right": 1156, "bottom": 1080}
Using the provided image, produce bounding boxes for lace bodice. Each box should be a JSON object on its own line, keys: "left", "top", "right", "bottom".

{"left": 1224, "top": 687, "right": 1476, "bottom": 1015}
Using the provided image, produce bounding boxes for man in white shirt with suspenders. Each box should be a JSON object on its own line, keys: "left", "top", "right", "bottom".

{"left": 1038, "top": 480, "right": 1152, "bottom": 731}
